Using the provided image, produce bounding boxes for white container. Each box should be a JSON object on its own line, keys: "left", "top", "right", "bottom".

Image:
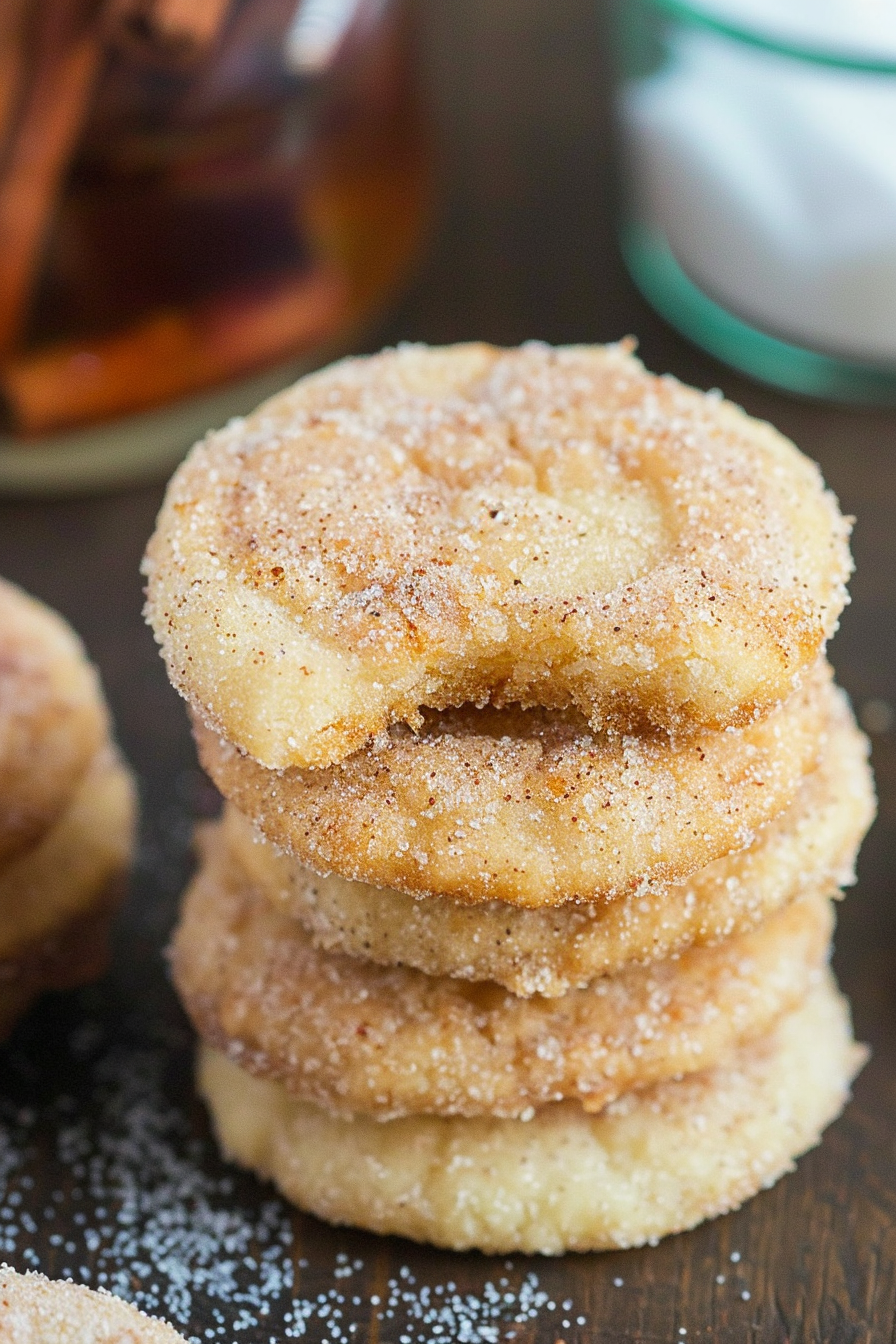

{"left": 616, "top": 0, "right": 896, "bottom": 399}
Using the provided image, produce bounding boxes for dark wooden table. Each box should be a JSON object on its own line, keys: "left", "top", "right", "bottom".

{"left": 1, "top": 2, "right": 895, "bottom": 1340}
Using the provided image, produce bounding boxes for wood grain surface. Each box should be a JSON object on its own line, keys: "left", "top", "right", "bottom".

{"left": 0, "top": 2, "right": 895, "bottom": 1340}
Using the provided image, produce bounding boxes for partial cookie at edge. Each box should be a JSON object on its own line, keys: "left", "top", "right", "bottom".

{"left": 0, "top": 1265, "right": 189, "bottom": 1343}
{"left": 0, "top": 749, "right": 136, "bottom": 1041}
{"left": 0, "top": 747, "right": 136, "bottom": 962}
{"left": 0, "top": 577, "right": 109, "bottom": 865}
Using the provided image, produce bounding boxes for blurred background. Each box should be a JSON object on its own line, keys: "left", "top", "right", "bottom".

{"left": 6, "top": 0, "right": 896, "bottom": 487}
{"left": 7, "top": 0, "right": 896, "bottom": 481}
{"left": 0, "top": 0, "right": 630, "bottom": 490}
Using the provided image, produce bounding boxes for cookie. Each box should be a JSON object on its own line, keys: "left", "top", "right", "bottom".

{"left": 0, "top": 749, "right": 136, "bottom": 1041}
{"left": 196, "top": 663, "right": 838, "bottom": 907}
{"left": 174, "top": 821, "right": 833, "bottom": 1121}
{"left": 145, "top": 342, "right": 850, "bottom": 770}
{"left": 224, "top": 688, "right": 873, "bottom": 994}
{"left": 0, "top": 1266, "right": 188, "bottom": 1342}
{"left": 0, "top": 748, "right": 136, "bottom": 963}
{"left": 198, "top": 975, "right": 863, "bottom": 1254}
{"left": 0, "top": 578, "right": 108, "bottom": 864}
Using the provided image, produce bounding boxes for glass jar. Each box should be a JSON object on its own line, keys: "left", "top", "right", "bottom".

{"left": 614, "top": 0, "right": 896, "bottom": 402}
{"left": 0, "top": 0, "right": 429, "bottom": 493}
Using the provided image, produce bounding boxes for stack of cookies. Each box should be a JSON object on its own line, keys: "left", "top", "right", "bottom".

{"left": 145, "top": 343, "right": 875, "bottom": 1254}
{"left": 0, "top": 578, "right": 136, "bottom": 1040}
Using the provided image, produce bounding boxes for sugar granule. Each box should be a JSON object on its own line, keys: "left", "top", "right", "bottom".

{"left": 0, "top": 1020, "right": 585, "bottom": 1344}
{"left": 0, "top": 1038, "right": 293, "bottom": 1340}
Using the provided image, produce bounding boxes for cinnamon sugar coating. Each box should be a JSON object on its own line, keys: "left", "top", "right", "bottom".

{"left": 196, "top": 662, "right": 837, "bottom": 908}
{"left": 173, "top": 821, "right": 833, "bottom": 1121}
{"left": 198, "top": 975, "right": 863, "bottom": 1254}
{"left": 0, "top": 577, "right": 109, "bottom": 864}
{"left": 0, "top": 1266, "right": 189, "bottom": 1342}
{"left": 224, "top": 688, "right": 873, "bottom": 995}
{"left": 144, "top": 342, "right": 851, "bottom": 770}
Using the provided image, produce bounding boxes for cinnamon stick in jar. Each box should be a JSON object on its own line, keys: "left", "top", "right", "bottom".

{"left": 105, "top": 0, "right": 231, "bottom": 63}
{"left": 0, "top": 1, "right": 31, "bottom": 151}
{"left": 0, "top": 0, "right": 106, "bottom": 360}
{"left": 0, "top": 0, "right": 234, "bottom": 381}
{"left": 2, "top": 265, "right": 346, "bottom": 437}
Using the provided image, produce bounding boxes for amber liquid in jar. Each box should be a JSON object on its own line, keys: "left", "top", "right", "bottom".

{"left": 0, "top": 0, "right": 428, "bottom": 442}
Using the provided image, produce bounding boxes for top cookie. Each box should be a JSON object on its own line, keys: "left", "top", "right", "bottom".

{"left": 144, "top": 342, "right": 851, "bottom": 769}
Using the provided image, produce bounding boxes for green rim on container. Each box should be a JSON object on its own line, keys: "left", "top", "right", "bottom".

{"left": 621, "top": 221, "right": 896, "bottom": 404}
{"left": 647, "top": 0, "right": 896, "bottom": 72}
